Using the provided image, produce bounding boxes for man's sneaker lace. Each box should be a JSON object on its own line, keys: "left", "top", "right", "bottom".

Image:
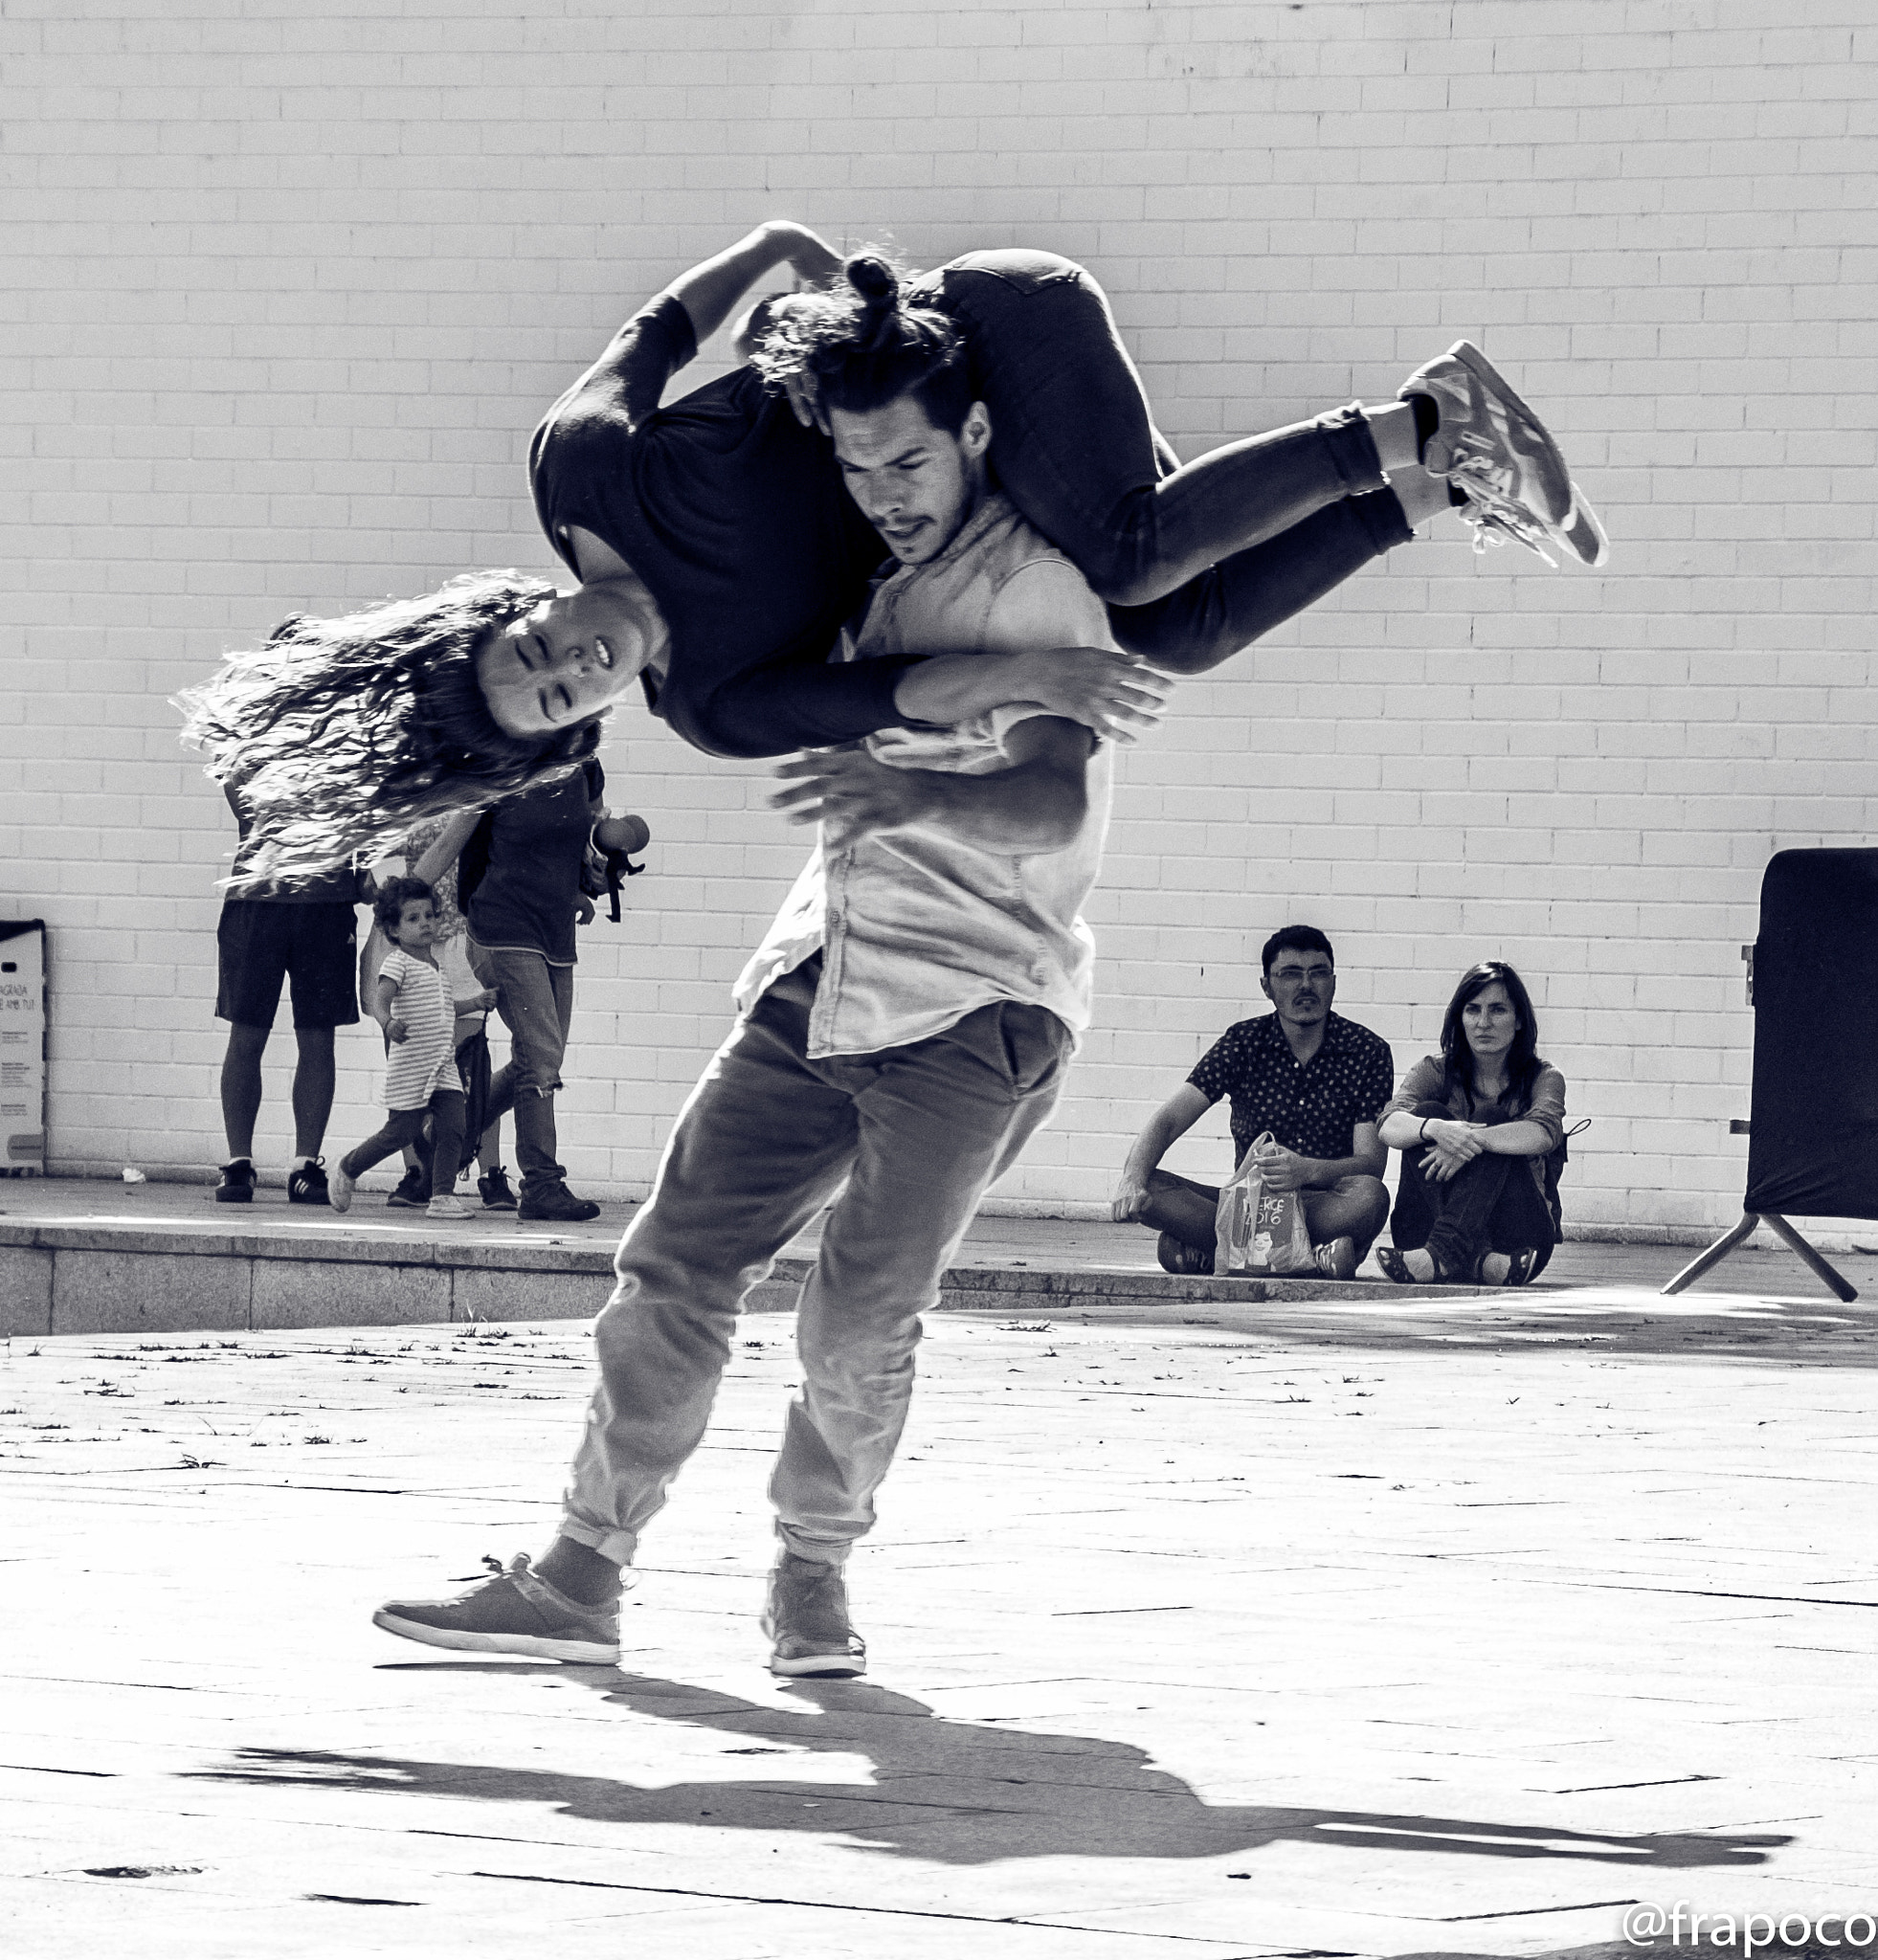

{"left": 372, "top": 1551, "right": 620, "bottom": 1664}
{"left": 762, "top": 1551, "right": 866, "bottom": 1678}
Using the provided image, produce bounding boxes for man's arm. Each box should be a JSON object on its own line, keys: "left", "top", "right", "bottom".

{"left": 1256, "top": 1122, "right": 1388, "bottom": 1194}
{"left": 771, "top": 715, "right": 1095, "bottom": 856}
{"left": 1111, "top": 1084, "right": 1214, "bottom": 1222}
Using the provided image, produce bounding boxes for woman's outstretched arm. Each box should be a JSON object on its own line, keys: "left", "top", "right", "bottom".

{"left": 663, "top": 220, "right": 843, "bottom": 346}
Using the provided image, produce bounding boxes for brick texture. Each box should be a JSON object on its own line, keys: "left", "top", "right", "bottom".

{"left": 4, "top": 0, "right": 1874, "bottom": 1237}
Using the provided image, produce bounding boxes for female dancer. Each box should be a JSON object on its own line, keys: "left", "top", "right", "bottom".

{"left": 182, "top": 219, "right": 1603, "bottom": 878}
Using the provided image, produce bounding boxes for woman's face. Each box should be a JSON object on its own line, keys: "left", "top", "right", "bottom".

{"left": 475, "top": 578, "right": 669, "bottom": 739}
{"left": 1461, "top": 981, "right": 1519, "bottom": 1062}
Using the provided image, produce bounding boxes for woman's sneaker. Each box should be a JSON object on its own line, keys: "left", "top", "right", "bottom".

{"left": 477, "top": 1166, "right": 519, "bottom": 1211}
{"left": 427, "top": 1193, "right": 472, "bottom": 1219}
{"left": 763, "top": 1552, "right": 866, "bottom": 1678}
{"left": 1552, "top": 481, "right": 1610, "bottom": 569}
{"left": 373, "top": 1553, "right": 620, "bottom": 1664}
{"left": 327, "top": 1164, "right": 356, "bottom": 1214}
{"left": 1399, "top": 341, "right": 1589, "bottom": 564}
{"left": 213, "top": 1157, "right": 256, "bottom": 1204}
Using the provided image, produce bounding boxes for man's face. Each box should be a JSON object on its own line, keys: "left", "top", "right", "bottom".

{"left": 828, "top": 394, "right": 992, "bottom": 567}
{"left": 1262, "top": 947, "right": 1335, "bottom": 1029}
{"left": 476, "top": 577, "right": 667, "bottom": 740}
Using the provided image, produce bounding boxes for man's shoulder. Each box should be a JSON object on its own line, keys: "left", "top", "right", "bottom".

{"left": 1326, "top": 1012, "right": 1391, "bottom": 1057}
{"left": 1209, "top": 1013, "right": 1279, "bottom": 1053}
{"left": 974, "top": 498, "right": 1093, "bottom": 590}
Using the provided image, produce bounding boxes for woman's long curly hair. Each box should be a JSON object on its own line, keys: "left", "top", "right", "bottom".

{"left": 751, "top": 250, "right": 974, "bottom": 433}
{"left": 1440, "top": 960, "right": 1545, "bottom": 1106}
{"left": 177, "top": 570, "right": 602, "bottom": 882}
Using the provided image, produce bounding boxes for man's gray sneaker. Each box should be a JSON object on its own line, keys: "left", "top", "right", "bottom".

{"left": 373, "top": 1552, "right": 620, "bottom": 1663}
{"left": 763, "top": 1551, "right": 866, "bottom": 1678}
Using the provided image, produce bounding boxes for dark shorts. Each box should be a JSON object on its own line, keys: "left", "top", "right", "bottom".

{"left": 215, "top": 899, "right": 360, "bottom": 1030}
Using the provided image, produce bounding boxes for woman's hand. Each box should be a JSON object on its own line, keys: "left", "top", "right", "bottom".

{"left": 1420, "top": 1119, "right": 1485, "bottom": 1183}
{"left": 771, "top": 746, "right": 939, "bottom": 849}
{"left": 1012, "top": 648, "right": 1170, "bottom": 745}
{"left": 386, "top": 1017, "right": 408, "bottom": 1045}
{"left": 768, "top": 219, "right": 843, "bottom": 289}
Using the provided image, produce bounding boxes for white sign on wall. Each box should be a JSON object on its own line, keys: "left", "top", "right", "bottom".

{"left": 0, "top": 922, "right": 47, "bottom": 1174}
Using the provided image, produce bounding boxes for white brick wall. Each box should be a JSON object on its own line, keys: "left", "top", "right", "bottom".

{"left": 5, "top": 0, "right": 1874, "bottom": 1239}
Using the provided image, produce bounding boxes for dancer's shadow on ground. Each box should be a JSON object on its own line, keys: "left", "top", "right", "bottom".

{"left": 192, "top": 1667, "right": 1787, "bottom": 1870}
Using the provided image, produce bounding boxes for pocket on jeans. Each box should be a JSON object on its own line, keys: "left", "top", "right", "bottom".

{"left": 995, "top": 1003, "right": 1067, "bottom": 1096}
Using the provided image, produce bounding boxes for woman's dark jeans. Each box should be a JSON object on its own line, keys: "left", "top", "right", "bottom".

{"left": 1390, "top": 1101, "right": 1557, "bottom": 1281}
{"left": 916, "top": 251, "right": 1416, "bottom": 672}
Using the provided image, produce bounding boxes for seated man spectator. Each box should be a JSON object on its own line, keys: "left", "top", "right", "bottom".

{"left": 1111, "top": 925, "right": 1392, "bottom": 1278}
{"left": 213, "top": 780, "right": 365, "bottom": 1204}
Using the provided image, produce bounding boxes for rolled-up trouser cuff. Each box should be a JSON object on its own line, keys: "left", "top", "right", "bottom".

{"left": 1317, "top": 401, "right": 1390, "bottom": 500}
{"left": 556, "top": 1515, "right": 637, "bottom": 1568}
{"left": 775, "top": 1524, "right": 850, "bottom": 1567}
{"left": 1348, "top": 484, "right": 1417, "bottom": 556}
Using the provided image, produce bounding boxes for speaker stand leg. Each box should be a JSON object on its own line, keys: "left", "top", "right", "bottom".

{"left": 1662, "top": 1214, "right": 1760, "bottom": 1296}
{"left": 1661, "top": 1212, "right": 1860, "bottom": 1302}
{"left": 1760, "top": 1213, "right": 1859, "bottom": 1303}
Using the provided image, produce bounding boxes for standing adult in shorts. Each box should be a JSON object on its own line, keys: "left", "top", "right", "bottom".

{"left": 213, "top": 782, "right": 364, "bottom": 1203}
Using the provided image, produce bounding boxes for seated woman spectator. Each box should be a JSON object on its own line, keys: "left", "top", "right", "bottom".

{"left": 1375, "top": 962, "right": 1567, "bottom": 1288}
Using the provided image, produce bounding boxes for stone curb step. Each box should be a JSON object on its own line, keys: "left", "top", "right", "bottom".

{"left": 0, "top": 1215, "right": 1498, "bottom": 1339}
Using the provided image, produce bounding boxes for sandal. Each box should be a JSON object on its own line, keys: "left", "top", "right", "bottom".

{"left": 1375, "top": 1246, "right": 1416, "bottom": 1285}
{"left": 1472, "top": 1246, "right": 1540, "bottom": 1288}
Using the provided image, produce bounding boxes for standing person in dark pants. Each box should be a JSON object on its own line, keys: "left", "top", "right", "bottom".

{"left": 212, "top": 783, "right": 364, "bottom": 1204}
{"left": 454, "top": 757, "right": 642, "bottom": 1223}
{"left": 1376, "top": 962, "right": 1568, "bottom": 1287}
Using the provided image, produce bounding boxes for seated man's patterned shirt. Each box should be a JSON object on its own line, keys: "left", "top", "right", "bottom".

{"left": 1187, "top": 1011, "right": 1395, "bottom": 1169}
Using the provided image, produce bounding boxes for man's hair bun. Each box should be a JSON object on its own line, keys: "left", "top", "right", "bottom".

{"left": 843, "top": 254, "right": 902, "bottom": 349}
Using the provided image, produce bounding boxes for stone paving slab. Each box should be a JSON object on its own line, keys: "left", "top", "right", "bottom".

{"left": 3, "top": 1285, "right": 1877, "bottom": 1957}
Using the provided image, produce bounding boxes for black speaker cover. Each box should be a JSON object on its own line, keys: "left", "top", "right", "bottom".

{"left": 1743, "top": 849, "right": 1878, "bottom": 1217}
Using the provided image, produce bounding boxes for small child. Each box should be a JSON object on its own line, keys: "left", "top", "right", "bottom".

{"left": 330, "top": 878, "right": 496, "bottom": 1219}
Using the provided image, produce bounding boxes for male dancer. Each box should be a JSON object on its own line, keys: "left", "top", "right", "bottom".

{"left": 374, "top": 283, "right": 1120, "bottom": 1676}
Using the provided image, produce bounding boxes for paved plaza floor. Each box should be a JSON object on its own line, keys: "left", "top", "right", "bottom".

{"left": 3, "top": 1228, "right": 1874, "bottom": 1959}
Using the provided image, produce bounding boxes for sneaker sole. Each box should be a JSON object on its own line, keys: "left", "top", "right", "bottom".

{"left": 213, "top": 1190, "right": 254, "bottom": 1203}
{"left": 385, "top": 1195, "right": 428, "bottom": 1210}
{"left": 370, "top": 1608, "right": 617, "bottom": 1665}
{"left": 1552, "top": 480, "right": 1609, "bottom": 568}
{"left": 768, "top": 1648, "right": 867, "bottom": 1679}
